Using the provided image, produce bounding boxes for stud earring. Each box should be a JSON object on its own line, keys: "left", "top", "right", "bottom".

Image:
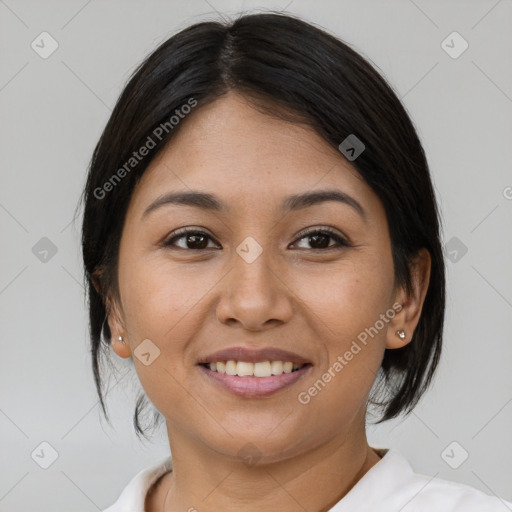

{"left": 118, "top": 336, "right": 126, "bottom": 345}
{"left": 396, "top": 330, "right": 406, "bottom": 340}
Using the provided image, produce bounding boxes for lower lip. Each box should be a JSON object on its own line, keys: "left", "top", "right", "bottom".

{"left": 198, "top": 364, "right": 312, "bottom": 398}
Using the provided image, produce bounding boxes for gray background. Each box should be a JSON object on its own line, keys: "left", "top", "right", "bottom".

{"left": 1, "top": 0, "right": 511, "bottom": 510}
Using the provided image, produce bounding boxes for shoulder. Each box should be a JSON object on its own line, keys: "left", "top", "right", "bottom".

{"left": 145, "top": 470, "right": 173, "bottom": 512}
{"left": 102, "top": 456, "right": 173, "bottom": 512}
{"left": 379, "top": 449, "right": 512, "bottom": 511}
{"left": 332, "top": 448, "right": 511, "bottom": 511}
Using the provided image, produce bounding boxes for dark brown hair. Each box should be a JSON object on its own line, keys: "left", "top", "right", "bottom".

{"left": 78, "top": 11, "right": 445, "bottom": 439}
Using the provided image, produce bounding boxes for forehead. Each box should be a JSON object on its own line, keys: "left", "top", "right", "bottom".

{"left": 128, "top": 91, "right": 377, "bottom": 218}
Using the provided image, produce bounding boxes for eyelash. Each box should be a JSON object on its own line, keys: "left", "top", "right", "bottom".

{"left": 162, "top": 226, "right": 350, "bottom": 252}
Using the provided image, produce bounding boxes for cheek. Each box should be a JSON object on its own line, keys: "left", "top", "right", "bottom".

{"left": 117, "top": 255, "right": 206, "bottom": 412}
{"left": 297, "top": 254, "right": 394, "bottom": 342}
{"left": 291, "top": 259, "right": 392, "bottom": 429}
{"left": 291, "top": 253, "right": 394, "bottom": 413}
{"left": 119, "top": 254, "right": 215, "bottom": 341}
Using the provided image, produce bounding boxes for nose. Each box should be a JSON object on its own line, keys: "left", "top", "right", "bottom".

{"left": 215, "top": 247, "right": 294, "bottom": 331}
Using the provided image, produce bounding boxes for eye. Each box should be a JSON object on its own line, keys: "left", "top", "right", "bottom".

{"left": 162, "top": 228, "right": 219, "bottom": 250}
{"left": 162, "top": 226, "right": 350, "bottom": 251}
{"left": 291, "top": 227, "right": 350, "bottom": 251}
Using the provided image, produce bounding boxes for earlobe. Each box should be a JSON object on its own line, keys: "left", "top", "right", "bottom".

{"left": 396, "top": 329, "right": 406, "bottom": 340}
{"left": 104, "top": 295, "right": 132, "bottom": 359}
{"left": 92, "top": 270, "right": 132, "bottom": 359}
{"left": 386, "top": 248, "right": 431, "bottom": 349}
{"left": 386, "top": 326, "right": 410, "bottom": 349}
{"left": 91, "top": 273, "right": 102, "bottom": 296}
{"left": 112, "top": 334, "right": 132, "bottom": 358}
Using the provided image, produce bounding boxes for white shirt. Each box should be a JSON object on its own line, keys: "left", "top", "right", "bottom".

{"left": 103, "top": 447, "right": 512, "bottom": 511}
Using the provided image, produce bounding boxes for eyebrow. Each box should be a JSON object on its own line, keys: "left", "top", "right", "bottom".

{"left": 142, "top": 189, "right": 366, "bottom": 220}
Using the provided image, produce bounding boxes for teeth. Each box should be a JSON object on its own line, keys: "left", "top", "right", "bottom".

{"left": 254, "top": 361, "right": 271, "bottom": 377}
{"left": 225, "top": 360, "right": 237, "bottom": 375}
{"left": 207, "top": 360, "right": 305, "bottom": 377}
{"left": 271, "top": 361, "right": 283, "bottom": 375}
{"left": 237, "top": 361, "right": 254, "bottom": 376}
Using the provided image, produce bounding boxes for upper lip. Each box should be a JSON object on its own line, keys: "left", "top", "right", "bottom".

{"left": 197, "top": 347, "right": 312, "bottom": 365}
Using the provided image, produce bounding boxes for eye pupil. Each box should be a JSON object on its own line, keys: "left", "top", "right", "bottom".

{"left": 187, "top": 234, "right": 208, "bottom": 249}
{"left": 309, "top": 233, "right": 330, "bottom": 249}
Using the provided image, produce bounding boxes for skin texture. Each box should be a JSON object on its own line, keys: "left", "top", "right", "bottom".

{"left": 101, "top": 91, "right": 431, "bottom": 512}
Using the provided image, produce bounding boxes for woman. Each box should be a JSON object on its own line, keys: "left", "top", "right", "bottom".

{"left": 79, "top": 11, "right": 511, "bottom": 512}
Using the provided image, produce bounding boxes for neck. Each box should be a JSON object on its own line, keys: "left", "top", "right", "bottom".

{"left": 158, "top": 420, "right": 381, "bottom": 512}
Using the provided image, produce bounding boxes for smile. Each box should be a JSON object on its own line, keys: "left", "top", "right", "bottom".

{"left": 199, "top": 361, "right": 313, "bottom": 397}
{"left": 203, "top": 360, "right": 307, "bottom": 377}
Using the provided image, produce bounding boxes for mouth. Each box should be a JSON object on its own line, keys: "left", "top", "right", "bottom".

{"left": 199, "top": 360, "right": 310, "bottom": 376}
{"left": 196, "top": 347, "right": 313, "bottom": 397}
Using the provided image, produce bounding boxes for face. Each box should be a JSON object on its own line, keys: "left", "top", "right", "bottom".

{"left": 106, "top": 91, "right": 417, "bottom": 464}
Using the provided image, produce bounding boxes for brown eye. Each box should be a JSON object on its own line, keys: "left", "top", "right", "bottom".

{"left": 162, "top": 227, "right": 350, "bottom": 252}
{"left": 163, "top": 229, "right": 219, "bottom": 250}
{"left": 292, "top": 228, "right": 350, "bottom": 251}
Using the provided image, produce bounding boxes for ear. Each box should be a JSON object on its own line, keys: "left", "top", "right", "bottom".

{"left": 91, "top": 272, "right": 102, "bottom": 296}
{"left": 92, "top": 270, "right": 132, "bottom": 359}
{"left": 106, "top": 294, "right": 132, "bottom": 359}
{"left": 386, "top": 248, "right": 431, "bottom": 349}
